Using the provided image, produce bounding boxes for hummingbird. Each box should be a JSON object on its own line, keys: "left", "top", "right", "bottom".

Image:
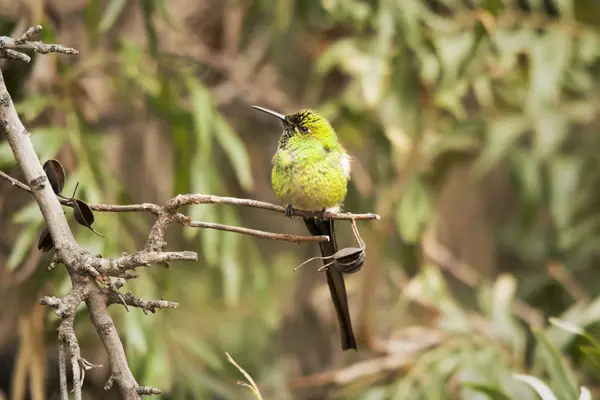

{"left": 252, "top": 105, "right": 360, "bottom": 351}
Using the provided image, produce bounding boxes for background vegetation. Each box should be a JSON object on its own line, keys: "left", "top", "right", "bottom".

{"left": 2, "top": 0, "right": 600, "bottom": 398}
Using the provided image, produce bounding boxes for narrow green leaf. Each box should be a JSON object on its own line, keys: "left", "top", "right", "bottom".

{"left": 171, "top": 331, "right": 224, "bottom": 371}
{"left": 513, "top": 374, "right": 558, "bottom": 400}
{"left": 473, "top": 115, "right": 528, "bottom": 178}
{"left": 7, "top": 223, "right": 40, "bottom": 270}
{"left": 214, "top": 115, "right": 254, "bottom": 192}
{"left": 220, "top": 212, "right": 242, "bottom": 308}
{"left": 463, "top": 382, "right": 512, "bottom": 400}
{"left": 549, "top": 156, "right": 582, "bottom": 230}
{"left": 99, "top": 0, "right": 127, "bottom": 33}
{"left": 533, "top": 329, "right": 579, "bottom": 400}
{"left": 396, "top": 173, "right": 432, "bottom": 243}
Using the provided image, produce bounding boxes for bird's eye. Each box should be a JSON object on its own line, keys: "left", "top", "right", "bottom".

{"left": 299, "top": 125, "right": 310, "bottom": 133}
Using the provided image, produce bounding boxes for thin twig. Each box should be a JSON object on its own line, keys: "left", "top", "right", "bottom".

{"left": 106, "top": 291, "right": 178, "bottom": 314}
{"left": 58, "top": 341, "right": 68, "bottom": 400}
{"left": 0, "top": 25, "right": 78, "bottom": 63}
{"left": 185, "top": 220, "right": 329, "bottom": 242}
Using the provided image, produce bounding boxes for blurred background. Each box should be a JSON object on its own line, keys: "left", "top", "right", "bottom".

{"left": 2, "top": 0, "right": 600, "bottom": 399}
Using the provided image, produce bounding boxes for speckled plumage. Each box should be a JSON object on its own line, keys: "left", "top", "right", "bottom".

{"left": 270, "top": 109, "right": 350, "bottom": 211}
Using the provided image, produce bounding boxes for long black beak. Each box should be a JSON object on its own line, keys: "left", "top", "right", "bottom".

{"left": 251, "top": 105, "right": 287, "bottom": 123}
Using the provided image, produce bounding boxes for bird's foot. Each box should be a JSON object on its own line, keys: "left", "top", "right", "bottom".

{"left": 285, "top": 204, "right": 296, "bottom": 218}
{"left": 316, "top": 208, "right": 328, "bottom": 221}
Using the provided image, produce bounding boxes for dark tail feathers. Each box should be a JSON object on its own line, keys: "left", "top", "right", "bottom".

{"left": 303, "top": 217, "right": 357, "bottom": 351}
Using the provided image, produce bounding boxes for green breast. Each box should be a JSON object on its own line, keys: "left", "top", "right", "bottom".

{"left": 271, "top": 144, "right": 348, "bottom": 211}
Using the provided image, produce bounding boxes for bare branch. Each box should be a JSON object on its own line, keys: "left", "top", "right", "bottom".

{"left": 1, "top": 172, "right": 374, "bottom": 246}
{"left": 136, "top": 387, "right": 162, "bottom": 395}
{"left": 94, "top": 251, "right": 198, "bottom": 276}
{"left": 184, "top": 220, "right": 329, "bottom": 242}
{"left": 165, "top": 193, "right": 380, "bottom": 220}
{"left": 107, "top": 291, "right": 178, "bottom": 314}
{"left": 0, "top": 25, "right": 78, "bottom": 63}
{"left": 58, "top": 341, "right": 68, "bottom": 400}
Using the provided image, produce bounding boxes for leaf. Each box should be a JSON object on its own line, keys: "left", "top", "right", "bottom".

{"left": 579, "top": 387, "right": 592, "bottom": 400}
{"left": 489, "top": 275, "right": 525, "bottom": 350}
{"left": 14, "top": 95, "right": 51, "bottom": 122}
{"left": 99, "top": 0, "right": 126, "bottom": 33}
{"left": 187, "top": 76, "right": 214, "bottom": 163}
{"left": 0, "top": 127, "right": 65, "bottom": 168}
{"left": 528, "top": 30, "right": 571, "bottom": 105}
{"left": 214, "top": 115, "right": 254, "bottom": 192}
{"left": 171, "top": 331, "right": 224, "bottom": 371}
{"left": 533, "top": 108, "right": 568, "bottom": 160}
{"left": 462, "top": 382, "right": 512, "bottom": 400}
{"left": 513, "top": 374, "right": 558, "bottom": 400}
{"left": 396, "top": 173, "right": 432, "bottom": 243}
{"left": 473, "top": 115, "right": 528, "bottom": 178}
{"left": 43, "top": 159, "right": 66, "bottom": 195}
{"left": 73, "top": 199, "right": 104, "bottom": 238}
{"left": 549, "top": 156, "right": 582, "bottom": 231}
{"left": 220, "top": 212, "right": 242, "bottom": 308}
{"left": 548, "top": 318, "right": 584, "bottom": 336}
{"left": 144, "top": 332, "right": 172, "bottom": 392}
{"left": 533, "top": 329, "right": 579, "bottom": 400}
{"left": 8, "top": 223, "right": 40, "bottom": 269}
{"left": 14, "top": 202, "right": 43, "bottom": 224}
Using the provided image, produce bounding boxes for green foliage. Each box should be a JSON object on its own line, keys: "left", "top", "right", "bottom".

{"left": 5, "top": 0, "right": 600, "bottom": 399}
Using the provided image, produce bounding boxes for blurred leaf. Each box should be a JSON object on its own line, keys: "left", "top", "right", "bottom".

{"left": 473, "top": 115, "right": 528, "bottom": 178}
{"left": 14, "top": 96, "right": 51, "bottom": 122}
{"left": 528, "top": 30, "right": 571, "bottom": 105}
{"left": 0, "top": 127, "right": 65, "bottom": 168}
{"left": 144, "top": 331, "right": 173, "bottom": 392}
{"left": 7, "top": 223, "right": 39, "bottom": 270}
{"left": 396, "top": 173, "right": 431, "bottom": 243}
{"left": 462, "top": 382, "right": 512, "bottom": 400}
{"left": 214, "top": 114, "right": 254, "bottom": 192}
{"left": 489, "top": 275, "right": 525, "bottom": 354}
{"left": 533, "top": 109, "right": 568, "bottom": 160}
{"left": 99, "top": 0, "right": 127, "bottom": 33}
{"left": 187, "top": 76, "right": 214, "bottom": 163}
{"left": 124, "top": 310, "right": 148, "bottom": 355}
{"left": 220, "top": 212, "right": 242, "bottom": 308}
{"left": 549, "top": 156, "right": 582, "bottom": 231}
{"left": 513, "top": 374, "right": 558, "bottom": 400}
{"left": 201, "top": 224, "right": 221, "bottom": 267}
{"left": 533, "top": 329, "right": 579, "bottom": 400}
{"left": 14, "top": 202, "right": 43, "bottom": 224}
{"left": 172, "top": 331, "right": 224, "bottom": 371}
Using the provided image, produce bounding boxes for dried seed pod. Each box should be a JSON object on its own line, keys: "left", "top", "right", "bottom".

{"left": 73, "top": 199, "right": 104, "bottom": 237}
{"left": 38, "top": 228, "right": 54, "bottom": 252}
{"left": 43, "top": 159, "right": 66, "bottom": 195}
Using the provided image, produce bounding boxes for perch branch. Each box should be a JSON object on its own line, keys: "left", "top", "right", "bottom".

{"left": 0, "top": 172, "right": 376, "bottom": 244}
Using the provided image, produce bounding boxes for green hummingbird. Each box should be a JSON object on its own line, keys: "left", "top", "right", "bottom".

{"left": 252, "top": 105, "right": 359, "bottom": 351}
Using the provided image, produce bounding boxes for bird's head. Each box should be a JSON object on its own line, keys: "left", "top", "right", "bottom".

{"left": 252, "top": 105, "right": 339, "bottom": 149}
